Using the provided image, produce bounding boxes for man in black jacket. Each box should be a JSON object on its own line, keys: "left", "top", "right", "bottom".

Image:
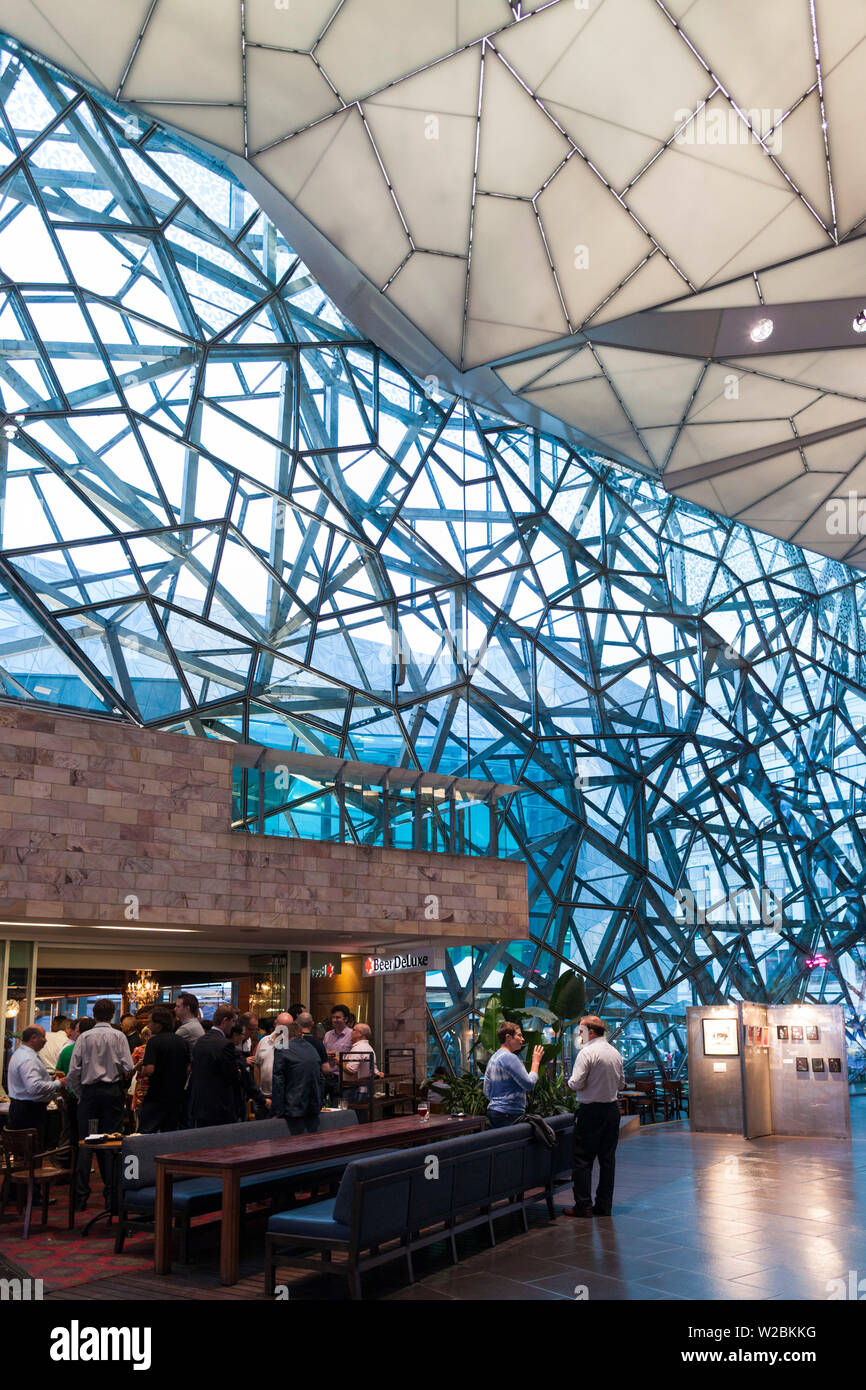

{"left": 137, "top": 1005, "right": 190, "bottom": 1133}
{"left": 229, "top": 1021, "right": 267, "bottom": 1119}
{"left": 189, "top": 1005, "right": 241, "bottom": 1127}
{"left": 271, "top": 1022, "right": 324, "bottom": 1134}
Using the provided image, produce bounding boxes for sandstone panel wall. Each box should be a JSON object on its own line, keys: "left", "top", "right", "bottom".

{"left": 0, "top": 704, "right": 527, "bottom": 945}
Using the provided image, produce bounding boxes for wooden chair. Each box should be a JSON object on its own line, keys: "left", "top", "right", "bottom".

{"left": 338, "top": 1053, "right": 376, "bottom": 1123}
{"left": 381, "top": 1049, "right": 418, "bottom": 1117}
{"left": 661, "top": 1079, "right": 688, "bottom": 1119}
{"left": 0, "top": 1128, "right": 76, "bottom": 1240}
{"left": 384, "top": 1048, "right": 416, "bottom": 1083}
{"left": 632, "top": 1078, "right": 658, "bottom": 1124}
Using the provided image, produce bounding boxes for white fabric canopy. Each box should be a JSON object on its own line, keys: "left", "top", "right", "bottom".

{"left": 4, "top": 0, "right": 866, "bottom": 563}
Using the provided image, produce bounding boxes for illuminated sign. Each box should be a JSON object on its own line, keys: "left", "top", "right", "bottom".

{"left": 362, "top": 945, "right": 444, "bottom": 977}
{"left": 310, "top": 953, "right": 341, "bottom": 980}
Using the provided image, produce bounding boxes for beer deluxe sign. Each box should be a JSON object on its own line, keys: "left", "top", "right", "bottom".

{"left": 363, "top": 945, "right": 444, "bottom": 977}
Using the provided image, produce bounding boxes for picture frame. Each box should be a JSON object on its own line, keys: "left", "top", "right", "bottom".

{"left": 777, "top": 1025, "right": 789, "bottom": 1041}
{"left": 702, "top": 1017, "right": 739, "bottom": 1057}
{"left": 795, "top": 1056, "right": 809, "bottom": 1072}
{"left": 828, "top": 1057, "right": 842, "bottom": 1074}
{"left": 791, "top": 1025, "right": 804, "bottom": 1042}
{"left": 806, "top": 1025, "right": 819, "bottom": 1042}
{"left": 812, "top": 1057, "right": 825, "bottom": 1072}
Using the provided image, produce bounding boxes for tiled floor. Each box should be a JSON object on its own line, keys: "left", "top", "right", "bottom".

{"left": 37, "top": 1101, "right": 866, "bottom": 1301}
{"left": 386, "top": 1101, "right": 866, "bottom": 1301}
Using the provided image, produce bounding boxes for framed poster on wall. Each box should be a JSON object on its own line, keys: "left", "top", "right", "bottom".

{"left": 702, "top": 1017, "right": 740, "bottom": 1057}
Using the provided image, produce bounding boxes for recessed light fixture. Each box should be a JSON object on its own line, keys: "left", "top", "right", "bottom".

{"left": 0, "top": 919, "right": 200, "bottom": 933}
{"left": 91, "top": 925, "right": 201, "bottom": 933}
{"left": 853, "top": 310, "right": 866, "bottom": 334}
{"left": 749, "top": 318, "right": 774, "bottom": 344}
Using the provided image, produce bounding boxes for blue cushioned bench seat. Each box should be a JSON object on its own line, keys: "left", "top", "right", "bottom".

{"left": 264, "top": 1114, "right": 574, "bottom": 1299}
{"left": 124, "top": 1149, "right": 398, "bottom": 1215}
{"left": 114, "top": 1111, "right": 362, "bottom": 1259}
{"left": 269, "top": 1198, "right": 349, "bottom": 1244}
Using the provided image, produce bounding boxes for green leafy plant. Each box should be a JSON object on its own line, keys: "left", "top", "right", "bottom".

{"left": 474, "top": 991, "right": 503, "bottom": 1066}
{"left": 420, "top": 1072, "right": 488, "bottom": 1115}
{"left": 470, "top": 965, "right": 588, "bottom": 1083}
{"left": 550, "top": 969, "right": 586, "bottom": 1025}
{"left": 499, "top": 963, "right": 526, "bottom": 1022}
{"left": 476, "top": 965, "right": 559, "bottom": 1065}
{"left": 526, "top": 1071, "right": 576, "bottom": 1118}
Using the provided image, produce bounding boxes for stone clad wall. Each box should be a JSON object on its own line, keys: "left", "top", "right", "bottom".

{"left": 0, "top": 704, "right": 527, "bottom": 942}
{"left": 381, "top": 969, "right": 428, "bottom": 1078}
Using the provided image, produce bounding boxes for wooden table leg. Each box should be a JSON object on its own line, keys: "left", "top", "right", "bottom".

{"left": 220, "top": 1171, "right": 241, "bottom": 1286}
{"left": 154, "top": 1165, "right": 174, "bottom": 1275}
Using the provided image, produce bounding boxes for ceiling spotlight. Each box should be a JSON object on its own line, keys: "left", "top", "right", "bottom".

{"left": 749, "top": 318, "right": 774, "bottom": 344}
{"left": 853, "top": 310, "right": 866, "bottom": 334}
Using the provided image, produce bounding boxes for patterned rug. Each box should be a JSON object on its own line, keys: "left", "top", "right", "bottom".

{"left": 0, "top": 1196, "right": 266, "bottom": 1292}
{"left": 0, "top": 1202, "right": 157, "bottom": 1291}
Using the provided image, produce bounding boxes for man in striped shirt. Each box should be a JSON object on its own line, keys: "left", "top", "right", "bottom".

{"left": 482, "top": 1022, "right": 543, "bottom": 1127}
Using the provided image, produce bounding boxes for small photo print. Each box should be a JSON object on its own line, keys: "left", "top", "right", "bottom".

{"left": 806, "top": 1026, "right": 819, "bottom": 1041}
{"left": 828, "top": 1057, "right": 842, "bottom": 1073}
{"left": 761, "top": 1027, "right": 770, "bottom": 1046}
{"left": 791, "top": 1025, "right": 804, "bottom": 1042}
{"left": 812, "top": 1057, "right": 825, "bottom": 1072}
{"left": 795, "top": 1056, "right": 809, "bottom": 1072}
{"left": 746, "top": 1025, "right": 755, "bottom": 1044}
{"left": 777, "top": 1025, "right": 789, "bottom": 1041}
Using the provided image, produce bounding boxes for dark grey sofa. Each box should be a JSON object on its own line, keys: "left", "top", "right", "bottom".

{"left": 264, "top": 1113, "right": 574, "bottom": 1299}
{"left": 115, "top": 1110, "right": 359, "bottom": 1258}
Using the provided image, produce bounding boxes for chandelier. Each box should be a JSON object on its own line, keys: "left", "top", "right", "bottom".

{"left": 128, "top": 970, "right": 160, "bottom": 1009}
{"left": 249, "top": 978, "right": 278, "bottom": 1016}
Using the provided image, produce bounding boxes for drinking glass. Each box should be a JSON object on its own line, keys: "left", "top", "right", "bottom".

{"left": 88, "top": 1120, "right": 100, "bottom": 1136}
{"left": 417, "top": 1101, "right": 429, "bottom": 1123}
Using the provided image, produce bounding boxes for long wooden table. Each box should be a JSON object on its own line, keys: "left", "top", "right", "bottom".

{"left": 154, "top": 1113, "right": 485, "bottom": 1285}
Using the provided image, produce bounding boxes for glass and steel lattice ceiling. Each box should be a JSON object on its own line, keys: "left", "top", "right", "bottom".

{"left": 1, "top": 39, "right": 865, "bottom": 1073}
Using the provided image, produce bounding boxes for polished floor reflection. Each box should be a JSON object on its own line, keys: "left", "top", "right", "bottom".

{"left": 388, "top": 1101, "right": 866, "bottom": 1301}
{"left": 39, "top": 1103, "right": 865, "bottom": 1302}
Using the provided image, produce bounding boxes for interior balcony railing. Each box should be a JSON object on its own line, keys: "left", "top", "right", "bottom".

{"left": 230, "top": 748, "right": 517, "bottom": 858}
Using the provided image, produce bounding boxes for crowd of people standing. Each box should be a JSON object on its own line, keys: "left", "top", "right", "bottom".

{"left": 4, "top": 996, "right": 383, "bottom": 1214}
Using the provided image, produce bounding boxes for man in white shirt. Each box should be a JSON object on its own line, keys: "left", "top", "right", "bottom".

{"left": 341, "top": 1022, "right": 383, "bottom": 1102}
{"left": 7, "top": 1025, "right": 65, "bottom": 1143}
{"left": 67, "top": 998, "right": 133, "bottom": 1210}
{"left": 253, "top": 1012, "right": 293, "bottom": 1106}
{"left": 564, "top": 1014, "right": 624, "bottom": 1219}
{"left": 39, "top": 1016, "right": 72, "bottom": 1072}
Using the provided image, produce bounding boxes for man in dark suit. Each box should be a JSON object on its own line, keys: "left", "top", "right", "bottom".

{"left": 271, "top": 1022, "right": 324, "bottom": 1135}
{"left": 136, "top": 1005, "right": 190, "bottom": 1133}
{"left": 188, "top": 1005, "right": 241, "bottom": 1127}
